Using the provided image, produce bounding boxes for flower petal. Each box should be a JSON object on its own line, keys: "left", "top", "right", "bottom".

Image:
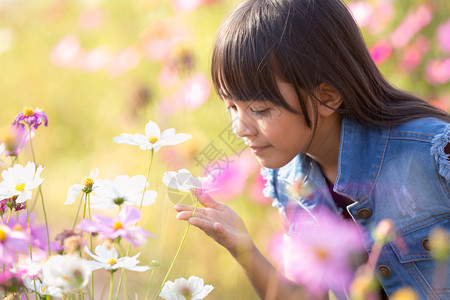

{"left": 159, "top": 133, "right": 192, "bottom": 146}
{"left": 65, "top": 184, "right": 83, "bottom": 205}
{"left": 145, "top": 121, "right": 161, "bottom": 138}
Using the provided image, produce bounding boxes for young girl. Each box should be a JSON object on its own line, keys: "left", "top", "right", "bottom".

{"left": 174, "top": 0, "right": 450, "bottom": 299}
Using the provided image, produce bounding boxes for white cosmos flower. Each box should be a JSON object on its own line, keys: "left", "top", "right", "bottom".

{"left": 41, "top": 255, "right": 90, "bottom": 292}
{"left": 84, "top": 244, "right": 150, "bottom": 272}
{"left": 160, "top": 276, "right": 214, "bottom": 300}
{"left": 89, "top": 175, "right": 157, "bottom": 209}
{"left": 23, "top": 277, "right": 63, "bottom": 298}
{"left": 113, "top": 120, "right": 191, "bottom": 152}
{"left": 162, "top": 169, "right": 219, "bottom": 193}
{"left": 0, "top": 161, "right": 45, "bottom": 203}
{"left": 65, "top": 168, "right": 99, "bottom": 205}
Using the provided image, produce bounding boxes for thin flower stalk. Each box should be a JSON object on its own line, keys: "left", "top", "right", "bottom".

{"left": 71, "top": 193, "right": 85, "bottom": 230}
{"left": 26, "top": 206, "right": 38, "bottom": 300}
{"left": 144, "top": 263, "right": 158, "bottom": 300}
{"left": 153, "top": 195, "right": 199, "bottom": 300}
{"left": 115, "top": 149, "right": 154, "bottom": 300}
{"left": 27, "top": 128, "right": 51, "bottom": 255}
{"left": 109, "top": 272, "right": 115, "bottom": 300}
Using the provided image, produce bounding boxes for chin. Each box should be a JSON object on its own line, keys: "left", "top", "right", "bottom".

{"left": 254, "top": 152, "right": 299, "bottom": 169}
{"left": 255, "top": 157, "right": 287, "bottom": 169}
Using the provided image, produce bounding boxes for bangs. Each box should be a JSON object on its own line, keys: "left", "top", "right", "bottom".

{"left": 211, "top": 2, "right": 292, "bottom": 109}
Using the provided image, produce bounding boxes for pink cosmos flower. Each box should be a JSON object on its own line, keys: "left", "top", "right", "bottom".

{"left": 107, "top": 46, "right": 141, "bottom": 77}
{"left": 389, "top": 4, "right": 433, "bottom": 49}
{"left": 425, "top": 58, "right": 450, "bottom": 85}
{"left": 369, "top": 41, "right": 392, "bottom": 65}
{"left": 0, "top": 196, "right": 26, "bottom": 216}
{"left": 49, "top": 35, "right": 81, "bottom": 67}
{"left": 82, "top": 46, "right": 111, "bottom": 72}
{"left": 430, "top": 94, "right": 450, "bottom": 112}
{"left": 77, "top": 206, "right": 155, "bottom": 246}
{"left": 249, "top": 173, "right": 272, "bottom": 205}
{"left": 176, "top": 72, "right": 211, "bottom": 110}
{"left": 347, "top": 1, "right": 394, "bottom": 34}
{"left": 8, "top": 212, "right": 62, "bottom": 252}
{"left": 12, "top": 107, "right": 48, "bottom": 130}
{"left": 269, "top": 208, "right": 364, "bottom": 297}
{"left": 0, "top": 223, "right": 29, "bottom": 267}
{"left": 172, "top": 0, "right": 217, "bottom": 13}
{"left": 437, "top": 19, "right": 450, "bottom": 53}
{"left": 1, "top": 124, "right": 30, "bottom": 157}
{"left": 143, "top": 24, "right": 191, "bottom": 62}
{"left": 400, "top": 36, "right": 429, "bottom": 72}
{"left": 204, "top": 162, "right": 247, "bottom": 201}
{"left": 0, "top": 269, "right": 25, "bottom": 294}
{"left": 78, "top": 8, "right": 104, "bottom": 30}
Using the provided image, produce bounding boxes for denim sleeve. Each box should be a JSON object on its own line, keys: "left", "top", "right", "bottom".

{"left": 430, "top": 123, "right": 450, "bottom": 182}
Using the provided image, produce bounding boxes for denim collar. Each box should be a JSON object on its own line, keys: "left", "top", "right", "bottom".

{"left": 334, "top": 117, "right": 390, "bottom": 202}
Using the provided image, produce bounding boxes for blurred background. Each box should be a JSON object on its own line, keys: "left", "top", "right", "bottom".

{"left": 0, "top": 0, "right": 449, "bottom": 299}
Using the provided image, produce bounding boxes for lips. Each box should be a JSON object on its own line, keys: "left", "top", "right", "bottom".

{"left": 249, "top": 145, "right": 269, "bottom": 153}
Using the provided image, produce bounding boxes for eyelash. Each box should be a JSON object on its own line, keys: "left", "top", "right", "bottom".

{"left": 226, "top": 106, "right": 270, "bottom": 117}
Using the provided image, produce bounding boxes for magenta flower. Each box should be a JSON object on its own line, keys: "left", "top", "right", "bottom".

{"left": 0, "top": 269, "right": 25, "bottom": 294}
{"left": 437, "top": 19, "right": 450, "bottom": 53}
{"left": 8, "top": 212, "right": 62, "bottom": 252}
{"left": 12, "top": 107, "right": 48, "bottom": 130}
{"left": 0, "top": 196, "right": 26, "bottom": 216}
{"left": 0, "top": 223, "right": 29, "bottom": 267}
{"left": 77, "top": 206, "right": 155, "bottom": 246}
{"left": 389, "top": 4, "right": 433, "bottom": 49}
{"left": 369, "top": 40, "right": 392, "bottom": 65}
{"left": 425, "top": 58, "right": 450, "bottom": 85}
{"left": 269, "top": 208, "right": 364, "bottom": 297}
{"left": 2, "top": 124, "right": 30, "bottom": 157}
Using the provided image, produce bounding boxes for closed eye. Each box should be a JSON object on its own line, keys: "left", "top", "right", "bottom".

{"left": 250, "top": 108, "right": 271, "bottom": 117}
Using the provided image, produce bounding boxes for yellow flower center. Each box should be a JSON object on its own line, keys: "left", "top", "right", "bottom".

{"left": 23, "top": 107, "right": 35, "bottom": 117}
{"left": 0, "top": 227, "right": 7, "bottom": 241}
{"left": 15, "top": 183, "right": 25, "bottom": 192}
{"left": 315, "top": 248, "right": 329, "bottom": 261}
{"left": 113, "top": 222, "right": 123, "bottom": 230}
{"left": 148, "top": 136, "right": 159, "bottom": 144}
{"left": 107, "top": 258, "right": 117, "bottom": 266}
{"left": 83, "top": 177, "right": 94, "bottom": 187}
{"left": 12, "top": 224, "right": 23, "bottom": 231}
{"left": 180, "top": 286, "right": 192, "bottom": 300}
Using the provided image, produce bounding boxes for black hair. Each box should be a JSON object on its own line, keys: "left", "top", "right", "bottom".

{"left": 211, "top": 0, "right": 450, "bottom": 128}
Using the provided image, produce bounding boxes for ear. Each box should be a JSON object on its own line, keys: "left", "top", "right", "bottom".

{"left": 314, "top": 83, "right": 342, "bottom": 117}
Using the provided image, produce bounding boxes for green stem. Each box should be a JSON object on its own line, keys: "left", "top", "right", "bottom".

{"left": 82, "top": 194, "right": 87, "bottom": 219}
{"left": 109, "top": 272, "right": 114, "bottom": 300}
{"left": 139, "top": 149, "right": 154, "bottom": 210}
{"left": 71, "top": 193, "right": 84, "bottom": 230}
{"left": 6, "top": 208, "right": 12, "bottom": 225}
{"left": 28, "top": 127, "right": 51, "bottom": 256}
{"left": 153, "top": 197, "right": 199, "bottom": 300}
{"left": 144, "top": 267, "right": 157, "bottom": 300}
{"left": 27, "top": 205, "right": 38, "bottom": 300}
{"left": 115, "top": 150, "right": 154, "bottom": 299}
{"left": 88, "top": 193, "right": 94, "bottom": 300}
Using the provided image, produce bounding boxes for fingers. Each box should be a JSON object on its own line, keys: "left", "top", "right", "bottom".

{"left": 188, "top": 217, "right": 227, "bottom": 241}
{"left": 176, "top": 210, "right": 206, "bottom": 221}
{"left": 197, "top": 192, "right": 223, "bottom": 209}
{"left": 174, "top": 204, "right": 196, "bottom": 212}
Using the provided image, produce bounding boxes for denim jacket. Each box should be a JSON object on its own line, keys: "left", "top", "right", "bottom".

{"left": 261, "top": 116, "right": 450, "bottom": 299}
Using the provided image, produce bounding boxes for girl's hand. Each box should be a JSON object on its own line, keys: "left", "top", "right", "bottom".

{"left": 174, "top": 193, "right": 255, "bottom": 259}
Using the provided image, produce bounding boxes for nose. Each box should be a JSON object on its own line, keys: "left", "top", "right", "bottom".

{"left": 232, "top": 111, "right": 256, "bottom": 139}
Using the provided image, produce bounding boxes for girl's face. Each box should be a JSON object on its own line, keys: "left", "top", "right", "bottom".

{"left": 224, "top": 80, "right": 314, "bottom": 169}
